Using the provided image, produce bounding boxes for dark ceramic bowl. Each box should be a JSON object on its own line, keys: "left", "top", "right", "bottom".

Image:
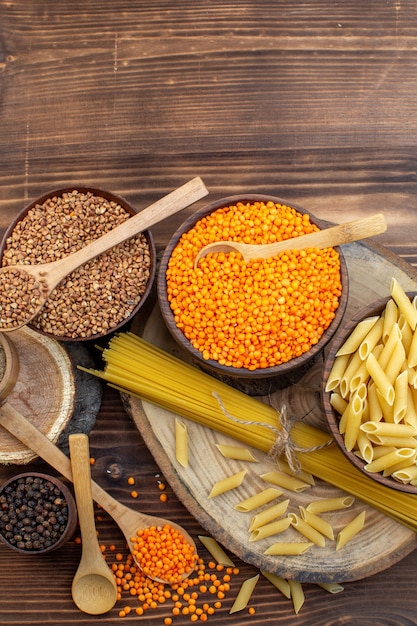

{"left": 0, "top": 472, "right": 77, "bottom": 554}
{"left": 322, "top": 293, "right": 417, "bottom": 494}
{"left": 0, "top": 186, "right": 156, "bottom": 342}
{"left": 157, "top": 194, "right": 349, "bottom": 395}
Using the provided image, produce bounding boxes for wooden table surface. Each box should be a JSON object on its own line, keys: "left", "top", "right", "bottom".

{"left": 1, "top": 2, "right": 417, "bottom": 624}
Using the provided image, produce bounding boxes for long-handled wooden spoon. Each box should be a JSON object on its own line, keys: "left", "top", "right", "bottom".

{"left": 0, "top": 402, "right": 198, "bottom": 584}
{"left": 194, "top": 213, "right": 386, "bottom": 267}
{"left": 0, "top": 177, "right": 208, "bottom": 332}
{"left": 69, "top": 434, "right": 118, "bottom": 615}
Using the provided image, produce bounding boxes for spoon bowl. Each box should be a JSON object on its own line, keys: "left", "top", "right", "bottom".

{"left": 69, "top": 433, "right": 118, "bottom": 615}
{"left": 0, "top": 402, "right": 198, "bottom": 585}
{"left": 194, "top": 213, "right": 386, "bottom": 267}
{"left": 0, "top": 177, "right": 208, "bottom": 333}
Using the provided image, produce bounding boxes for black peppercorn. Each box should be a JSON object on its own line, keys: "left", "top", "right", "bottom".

{"left": 0, "top": 475, "right": 71, "bottom": 552}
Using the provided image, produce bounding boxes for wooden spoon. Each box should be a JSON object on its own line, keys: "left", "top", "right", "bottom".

{"left": 0, "top": 177, "right": 208, "bottom": 332}
{"left": 0, "top": 402, "right": 198, "bottom": 584}
{"left": 194, "top": 213, "right": 386, "bottom": 267}
{"left": 69, "top": 434, "right": 118, "bottom": 615}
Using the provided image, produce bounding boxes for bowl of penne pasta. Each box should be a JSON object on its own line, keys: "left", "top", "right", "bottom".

{"left": 322, "top": 278, "right": 417, "bottom": 493}
{"left": 158, "top": 194, "right": 349, "bottom": 395}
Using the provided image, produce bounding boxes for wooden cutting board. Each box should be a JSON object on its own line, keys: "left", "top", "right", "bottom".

{"left": 125, "top": 239, "right": 417, "bottom": 583}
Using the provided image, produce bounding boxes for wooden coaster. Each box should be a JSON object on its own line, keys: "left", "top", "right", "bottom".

{"left": 0, "top": 327, "right": 76, "bottom": 465}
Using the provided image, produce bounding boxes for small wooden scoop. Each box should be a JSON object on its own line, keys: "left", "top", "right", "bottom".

{"left": 69, "top": 434, "right": 118, "bottom": 615}
{"left": 0, "top": 177, "right": 208, "bottom": 332}
{"left": 194, "top": 213, "right": 386, "bottom": 267}
{"left": 0, "top": 403, "right": 198, "bottom": 584}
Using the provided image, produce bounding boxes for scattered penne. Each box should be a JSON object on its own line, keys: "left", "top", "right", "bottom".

{"left": 175, "top": 417, "right": 189, "bottom": 468}
{"left": 288, "top": 579, "right": 305, "bottom": 614}
{"left": 261, "top": 571, "right": 291, "bottom": 599}
{"left": 216, "top": 443, "right": 258, "bottom": 462}
{"left": 317, "top": 582, "right": 344, "bottom": 594}
{"left": 299, "top": 506, "right": 334, "bottom": 540}
{"left": 208, "top": 470, "right": 247, "bottom": 498}
{"left": 249, "top": 499, "right": 290, "bottom": 531}
{"left": 229, "top": 574, "right": 259, "bottom": 614}
{"left": 249, "top": 517, "right": 291, "bottom": 541}
{"left": 306, "top": 496, "right": 354, "bottom": 515}
{"left": 234, "top": 487, "right": 283, "bottom": 512}
{"left": 198, "top": 536, "right": 235, "bottom": 566}
{"left": 336, "top": 511, "right": 366, "bottom": 550}
{"left": 264, "top": 542, "right": 313, "bottom": 556}
{"left": 288, "top": 513, "right": 326, "bottom": 547}
{"left": 260, "top": 470, "right": 312, "bottom": 492}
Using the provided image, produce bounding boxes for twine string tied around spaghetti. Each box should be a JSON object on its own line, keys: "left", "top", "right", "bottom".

{"left": 212, "top": 391, "right": 332, "bottom": 474}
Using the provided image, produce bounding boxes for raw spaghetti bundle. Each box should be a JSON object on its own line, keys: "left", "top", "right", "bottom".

{"left": 80, "top": 332, "right": 417, "bottom": 532}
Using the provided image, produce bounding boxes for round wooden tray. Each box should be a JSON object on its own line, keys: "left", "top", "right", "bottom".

{"left": 125, "top": 239, "right": 417, "bottom": 583}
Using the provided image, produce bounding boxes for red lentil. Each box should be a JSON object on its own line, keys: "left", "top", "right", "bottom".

{"left": 166, "top": 201, "right": 342, "bottom": 370}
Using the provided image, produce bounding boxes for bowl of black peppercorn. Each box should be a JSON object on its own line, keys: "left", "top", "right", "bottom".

{"left": 0, "top": 472, "right": 77, "bottom": 554}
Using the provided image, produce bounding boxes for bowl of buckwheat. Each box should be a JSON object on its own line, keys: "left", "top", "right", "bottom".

{"left": 157, "top": 194, "right": 349, "bottom": 395}
{"left": 0, "top": 187, "right": 156, "bottom": 341}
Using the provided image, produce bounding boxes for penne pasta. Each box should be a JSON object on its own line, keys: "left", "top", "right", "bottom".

{"left": 330, "top": 392, "right": 348, "bottom": 416}
{"left": 264, "top": 542, "right": 313, "bottom": 556}
{"left": 384, "top": 340, "right": 406, "bottom": 385}
{"left": 382, "top": 298, "right": 398, "bottom": 342}
{"left": 367, "top": 382, "right": 383, "bottom": 422}
{"left": 383, "top": 454, "right": 417, "bottom": 476}
{"left": 299, "top": 506, "right": 334, "bottom": 540}
{"left": 208, "top": 469, "right": 246, "bottom": 498}
{"left": 366, "top": 434, "right": 417, "bottom": 448}
{"left": 198, "top": 536, "right": 235, "bottom": 566}
{"left": 335, "top": 316, "right": 379, "bottom": 356}
{"left": 249, "top": 517, "right": 291, "bottom": 541}
{"left": 317, "top": 582, "right": 344, "bottom": 594}
{"left": 306, "top": 496, "right": 354, "bottom": 514}
{"left": 366, "top": 352, "right": 395, "bottom": 405}
{"left": 399, "top": 314, "right": 413, "bottom": 354}
{"left": 288, "top": 579, "right": 305, "bottom": 615}
{"left": 339, "top": 351, "right": 363, "bottom": 399}
{"left": 336, "top": 511, "right": 366, "bottom": 550}
{"left": 356, "top": 430, "right": 374, "bottom": 464}
{"left": 215, "top": 443, "right": 258, "bottom": 462}
{"left": 409, "top": 320, "right": 417, "bottom": 368}
{"left": 394, "top": 465, "right": 417, "bottom": 483}
{"left": 394, "top": 369, "right": 412, "bottom": 423}
{"left": 261, "top": 571, "right": 291, "bottom": 599}
{"left": 288, "top": 513, "right": 326, "bottom": 547}
{"left": 175, "top": 417, "right": 189, "bottom": 468}
{"left": 360, "top": 421, "right": 417, "bottom": 437}
{"left": 234, "top": 487, "right": 283, "bottom": 512}
{"left": 378, "top": 322, "right": 402, "bottom": 370}
{"left": 260, "top": 470, "right": 311, "bottom": 493}
{"left": 343, "top": 388, "right": 365, "bottom": 452}
{"left": 249, "top": 499, "right": 290, "bottom": 531}
{"left": 229, "top": 574, "right": 259, "bottom": 614}
{"left": 364, "top": 448, "right": 415, "bottom": 473}
{"left": 358, "top": 317, "right": 384, "bottom": 360}
{"left": 325, "top": 353, "right": 350, "bottom": 391}
{"left": 390, "top": 277, "right": 417, "bottom": 331}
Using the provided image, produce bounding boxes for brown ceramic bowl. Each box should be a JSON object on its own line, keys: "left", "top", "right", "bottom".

{"left": 157, "top": 194, "right": 349, "bottom": 395}
{"left": 0, "top": 186, "right": 156, "bottom": 342}
{"left": 322, "top": 293, "right": 417, "bottom": 494}
{"left": 0, "top": 472, "right": 77, "bottom": 554}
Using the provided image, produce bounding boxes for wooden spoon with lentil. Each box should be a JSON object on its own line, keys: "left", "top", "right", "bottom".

{"left": 0, "top": 177, "right": 208, "bottom": 332}
{"left": 194, "top": 213, "right": 387, "bottom": 267}
{"left": 0, "top": 402, "right": 199, "bottom": 585}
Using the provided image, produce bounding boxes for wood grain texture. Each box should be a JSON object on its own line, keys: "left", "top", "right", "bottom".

{"left": 1, "top": 0, "right": 417, "bottom": 623}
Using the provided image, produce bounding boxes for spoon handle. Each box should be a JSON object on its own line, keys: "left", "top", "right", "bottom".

{"left": 0, "top": 402, "right": 128, "bottom": 522}
{"left": 69, "top": 434, "right": 98, "bottom": 548}
{"left": 45, "top": 176, "right": 208, "bottom": 289}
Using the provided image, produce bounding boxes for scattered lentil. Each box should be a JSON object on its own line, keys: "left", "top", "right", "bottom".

{"left": 1, "top": 190, "right": 152, "bottom": 338}
{"left": 0, "top": 475, "right": 70, "bottom": 551}
{"left": 166, "top": 201, "right": 342, "bottom": 370}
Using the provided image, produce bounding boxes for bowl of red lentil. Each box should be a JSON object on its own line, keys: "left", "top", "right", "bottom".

{"left": 157, "top": 195, "right": 349, "bottom": 395}
{"left": 0, "top": 472, "right": 77, "bottom": 554}
{"left": 0, "top": 187, "right": 156, "bottom": 341}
